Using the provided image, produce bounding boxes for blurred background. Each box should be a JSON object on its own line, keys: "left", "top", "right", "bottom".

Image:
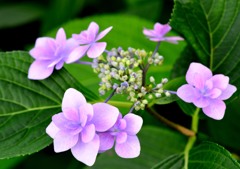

{"left": 0, "top": 0, "right": 187, "bottom": 169}
{"left": 0, "top": 0, "right": 174, "bottom": 51}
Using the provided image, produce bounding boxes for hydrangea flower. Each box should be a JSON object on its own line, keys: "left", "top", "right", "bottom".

{"left": 143, "top": 22, "right": 184, "bottom": 44}
{"left": 177, "top": 62, "right": 237, "bottom": 120}
{"left": 28, "top": 28, "right": 78, "bottom": 80}
{"left": 98, "top": 113, "right": 143, "bottom": 158}
{"left": 46, "top": 88, "right": 119, "bottom": 166}
{"left": 69, "top": 22, "right": 112, "bottom": 61}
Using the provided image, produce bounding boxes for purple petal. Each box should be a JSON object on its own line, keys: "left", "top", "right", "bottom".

{"left": 71, "top": 134, "right": 100, "bottom": 166}
{"left": 87, "top": 22, "right": 99, "bottom": 40}
{"left": 206, "top": 88, "right": 222, "bottom": 99}
{"left": 154, "top": 23, "right": 171, "bottom": 36}
{"left": 186, "top": 62, "right": 212, "bottom": 87}
{"left": 78, "top": 103, "right": 93, "bottom": 124}
{"left": 177, "top": 84, "right": 199, "bottom": 103}
{"left": 66, "top": 45, "right": 89, "bottom": 63}
{"left": 193, "top": 96, "right": 210, "bottom": 108}
{"left": 28, "top": 60, "right": 54, "bottom": 80}
{"left": 96, "top": 26, "right": 113, "bottom": 41}
{"left": 143, "top": 29, "right": 156, "bottom": 37}
{"left": 202, "top": 100, "right": 226, "bottom": 120}
{"left": 63, "top": 107, "right": 79, "bottom": 122}
{"left": 81, "top": 124, "right": 96, "bottom": 143}
{"left": 56, "top": 28, "right": 66, "bottom": 46}
{"left": 115, "top": 135, "right": 140, "bottom": 158}
{"left": 98, "top": 132, "right": 114, "bottom": 152}
{"left": 53, "top": 131, "right": 79, "bottom": 152}
{"left": 62, "top": 88, "right": 86, "bottom": 111}
{"left": 55, "top": 60, "right": 64, "bottom": 70}
{"left": 87, "top": 42, "right": 106, "bottom": 58}
{"left": 46, "top": 122, "right": 60, "bottom": 138}
{"left": 211, "top": 74, "right": 229, "bottom": 90}
{"left": 219, "top": 84, "right": 237, "bottom": 100}
{"left": 92, "top": 103, "right": 119, "bottom": 132}
{"left": 163, "top": 36, "right": 184, "bottom": 44}
{"left": 116, "top": 132, "right": 128, "bottom": 144}
{"left": 52, "top": 113, "right": 69, "bottom": 129}
{"left": 124, "top": 114, "right": 143, "bottom": 135}
{"left": 118, "top": 119, "right": 127, "bottom": 130}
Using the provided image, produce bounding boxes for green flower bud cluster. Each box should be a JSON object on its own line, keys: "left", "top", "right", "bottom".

{"left": 92, "top": 47, "right": 168, "bottom": 110}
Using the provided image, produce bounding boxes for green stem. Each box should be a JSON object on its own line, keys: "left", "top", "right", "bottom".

{"left": 107, "top": 100, "right": 132, "bottom": 108}
{"left": 183, "top": 108, "right": 200, "bottom": 169}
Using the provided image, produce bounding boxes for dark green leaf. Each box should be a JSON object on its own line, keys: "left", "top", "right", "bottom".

{"left": 0, "top": 51, "right": 98, "bottom": 158}
{"left": 84, "top": 126, "right": 187, "bottom": 169}
{"left": 171, "top": 0, "right": 240, "bottom": 96}
{"left": 153, "top": 142, "right": 240, "bottom": 169}
{"left": 0, "top": 3, "right": 43, "bottom": 29}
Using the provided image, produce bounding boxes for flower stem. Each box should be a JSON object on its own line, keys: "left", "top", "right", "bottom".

{"left": 104, "top": 89, "right": 116, "bottom": 103}
{"left": 183, "top": 108, "right": 200, "bottom": 169}
{"left": 75, "top": 61, "right": 93, "bottom": 65}
{"left": 146, "top": 106, "right": 195, "bottom": 137}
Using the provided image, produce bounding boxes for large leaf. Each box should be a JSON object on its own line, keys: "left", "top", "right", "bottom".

{"left": 84, "top": 126, "right": 187, "bottom": 169}
{"left": 171, "top": 0, "right": 240, "bottom": 96}
{"left": 0, "top": 51, "right": 98, "bottom": 158}
{"left": 153, "top": 142, "right": 240, "bottom": 169}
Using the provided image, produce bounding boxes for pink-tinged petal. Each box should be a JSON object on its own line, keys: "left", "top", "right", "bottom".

{"left": 81, "top": 124, "right": 96, "bottom": 143}
{"left": 87, "top": 42, "right": 106, "bottom": 58}
{"left": 71, "top": 134, "right": 100, "bottom": 166}
{"left": 115, "top": 135, "right": 140, "bottom": 158}
{"left": 28, "top": 60, "right": 54, "bottom": 80}
{"left": 46, "top": 122, "right": 60, "bottom": 138}
{"left": 193, "top": 97, "right": 210, "bottom": 108}
{"left": 56, "top": 28, "right": 66, "bottom": 46}
{"left": 63, "top": 108, "right": 79, "bottom": 122}
{"left": 143, "top": 29, "right": 156, "bottom": 37}
{"left": 30, "top": 38, "right": 56, "bottom": 60}
{"left": 66, "top": 45, "right": 90, "bottom": 63}
{"left": 118, "top": 119, "right": 127, "bottom": 130}
{"left": 62, "top": 88, "right": 86, "bottom": 111}
{"left": 55, "top": 60, "right": 64, "bottom": 70}
{"left": 124, "top": 114, "right": 143, "bottom": 135}
{"left": 211, "top": 74, "right": 229, "bottom": 90}
{"left": 163, "top": 36, "right": 184, "bottom": 44}
{"left": 219, "top": 84, "right": 237, "bottom": 100}
{"left": 116, "top": 132, "right": 128, "bottom": 144}
{"left": 88, "top": 22, "right": 99, "bottom": 40}
{"left": 186, "top": 62, "right": 212, "bottom": 86}
{"left": 53, "top": 131, "right": 79, "bottom": 152}
{"left": 96, "top": 26, "right": 113, "bottom": 41}
{"left": 154, "top": 23, "right": 171, "bottom": 36}
{"left": 149, "top": 37, "right": 162, "bottom": 42}
{"left": 52, "top": 113, "right": 68, "bottom": 129}
{"left": 98, "top": 132, "right": 114, "bottom": 152}
{"left": 206, "top": 88, "right": 222, "bottom": 99}
{"left": 78, "top": 103, "right": 93, "bottom": 125}
{"left": 202, "top": 100, "right": 226, "bottom": 120}
{"left": 92, "top": 103, "right": 119, "bottom": 132}
{"left": 177, "top": 84, "right": 198, "bottom": 103}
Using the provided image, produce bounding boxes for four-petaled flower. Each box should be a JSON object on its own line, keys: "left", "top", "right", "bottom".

{"left": 68, "top": 22, "right": 112, "bottom": 61}
{"left": 177, "top": 62, "right": 237, "bottom": 120}
{"left": 28, "top": 28, "right": 78, "bottom": 80}
{"left": 98, "top": 113, "right": 143, "bottom": 158}
{"left": 46, "top": 88, "right": 119, "bottom": 166}
{"left": 143, "top": 22, "right": 184, "bottom": 44}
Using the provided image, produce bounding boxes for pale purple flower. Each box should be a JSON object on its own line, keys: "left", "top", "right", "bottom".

{"left": 143, "top": 22, "right": 184, "bottom": 44}
{"left": 28, "top": 28, "right": 79, "bottom": 80}
{"left": 177, "top": 62, "right": 237, "bottom": 120}
{"left": 46, "top": 88, "right": 119, "bottom": 166}
{"left": 98, "top": 113, "right": 143, "bottom": 158}
{"left": 69, "top": 22, "right": 112, "bottom": 61}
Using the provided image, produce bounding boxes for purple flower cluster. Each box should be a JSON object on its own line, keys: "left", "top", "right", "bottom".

{"left": 46, "top": 88, "right": 143, "bottom": 166}
{"left": 28, "top": 22, "right": 112, "bottom": 80}
{"left": 177, "top": 63, "right": 237, "bottom": 120}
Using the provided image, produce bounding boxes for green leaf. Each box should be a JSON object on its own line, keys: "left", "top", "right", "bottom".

{"left": 84, "top": 126, "right": 187, "bottom": 169}
{"left": 171, "top": 0, "right": 240, "bottom": 96}
{"left": 153, "top": 142, "right": 240, "bottom": 169}
{"left": 0, "top": 3, "right": 43, "bottom": 29}
{"left": 0, "top": 51, "right": 98, "bottom": 158}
